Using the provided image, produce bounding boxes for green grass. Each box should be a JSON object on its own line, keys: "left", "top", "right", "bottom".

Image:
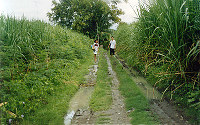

{"left": 22, "top": 85, "right": 77, "bottom": 125}
{"left": 89, "top": 49, "right": 112, "bottom": 112}
{"left": 22, "top": 58, "right": 93, "bottom": 125}
{"left": 110, "top": 56, "right": 160, "bottom": 125}
{"left": 96, "top": 117, "right": 111, "bottom": 124}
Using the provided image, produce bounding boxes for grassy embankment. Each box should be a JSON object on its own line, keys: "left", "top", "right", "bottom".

{"left": 114, "top": 0, "right": 200, "bottom": 124}
{"left": 0, "top": 15, "right": 93, "bottom": 124}
{"left": 109, "top": 56, "right": 159, "bottom": 124}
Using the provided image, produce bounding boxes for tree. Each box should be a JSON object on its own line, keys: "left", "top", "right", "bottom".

{"left": 47, "top": 0, "right": 123, "bottom": 38}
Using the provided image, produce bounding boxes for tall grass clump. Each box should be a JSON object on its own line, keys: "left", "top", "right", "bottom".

{"left": 0, "top": 15, "right": 93, "bottom": 124}
{"left": 115, "top": 0, "right": 199, "bottom": 124}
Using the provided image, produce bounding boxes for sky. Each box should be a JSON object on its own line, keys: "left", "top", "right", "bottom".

{"left": 0, "top": 0, "right": 140, "bottom": 28}
{"left": 0, "top": 0, "right": 53, "bottom": 21}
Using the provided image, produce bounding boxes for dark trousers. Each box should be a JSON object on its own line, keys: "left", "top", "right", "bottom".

{"left": 110, "top": 48, "right": 115, "bottom": 55}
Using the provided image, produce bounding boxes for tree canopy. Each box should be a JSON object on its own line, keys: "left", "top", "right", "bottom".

{"left": 47, "top": 0, "right": 123, "bottom": 38}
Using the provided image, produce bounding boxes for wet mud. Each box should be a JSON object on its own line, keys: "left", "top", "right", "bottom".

{"left": 64, "top": 62, "right": 98, "bottom": 125}
{"left": 67, "top": 53, "right": 131, "bottom": 125}
{"left": 64, "top": 52, "right": 190, "bottom": 125}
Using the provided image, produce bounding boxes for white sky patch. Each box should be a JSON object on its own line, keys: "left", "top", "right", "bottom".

{"left": 0, "top": 0, "right": 53, "bottom": 21}
{"left": 110, "top": 0, "right": 139, "bottom": 29}
{"left": 117, "top": 0, "right": 139, "bottom": 24}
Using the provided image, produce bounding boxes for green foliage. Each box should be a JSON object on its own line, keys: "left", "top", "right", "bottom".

{"left": 0, "top": 15, "right": 93, "bottom": 124}
{"left": 114, "top": 0, "right": 200, "bottom": 124}
{"left": 47, "top": 0, "right": 123, "bottom": 38}
{"left": 22, "top": 59, "right": 93, "bottom": 125}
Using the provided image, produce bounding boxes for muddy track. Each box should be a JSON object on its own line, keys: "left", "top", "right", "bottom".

{"left": 64, "top": 54, "right": 98, "bottom": 125}
{"left": 65, "top": 52, "right": 190, "bottom": 125}
{"left": 96, "top": 53, "right": 131, "bottom": 124}
{"left": 115, "top": 55, "right": 190, "bottom": 125}
{"left": 68, "top": 53, "right": 131, "bottom": 125}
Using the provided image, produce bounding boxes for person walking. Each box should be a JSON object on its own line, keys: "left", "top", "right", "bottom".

{"left": 93, "top": 40, "right": 99, "bottom": 63}
{"left": 108, "top": 36, "right": 116, "bottom": 56}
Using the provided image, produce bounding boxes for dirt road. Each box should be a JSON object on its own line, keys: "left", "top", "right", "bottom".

{"left": 67, "top": 53, "right": 131, "bottom": 125}
{"left": 65, "top": 52, "right": 190, "bottom": 125}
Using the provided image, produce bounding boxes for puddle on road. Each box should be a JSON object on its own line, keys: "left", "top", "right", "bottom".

{"left": 64, "top": 87, "right": 94, "bottom": 125}
{"left": 64, "top": 63, "right": 98, "bottom": 125}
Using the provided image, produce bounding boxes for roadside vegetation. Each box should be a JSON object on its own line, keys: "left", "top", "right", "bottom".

{"left": 0, "top": 15, "right": 93, "bottom": 124}
{"left": 114, "top": 0, "right": 200, "bottom": 124}
{"left": 110, "top": 56, "right": 159, "bottom": 124}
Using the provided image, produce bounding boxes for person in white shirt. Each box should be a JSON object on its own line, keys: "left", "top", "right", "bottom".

{"left": 108, "top": 36, "right": 116, "bottom": 56}
{"left": 93, "top": 40, "right": 99, "bottom": 63}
